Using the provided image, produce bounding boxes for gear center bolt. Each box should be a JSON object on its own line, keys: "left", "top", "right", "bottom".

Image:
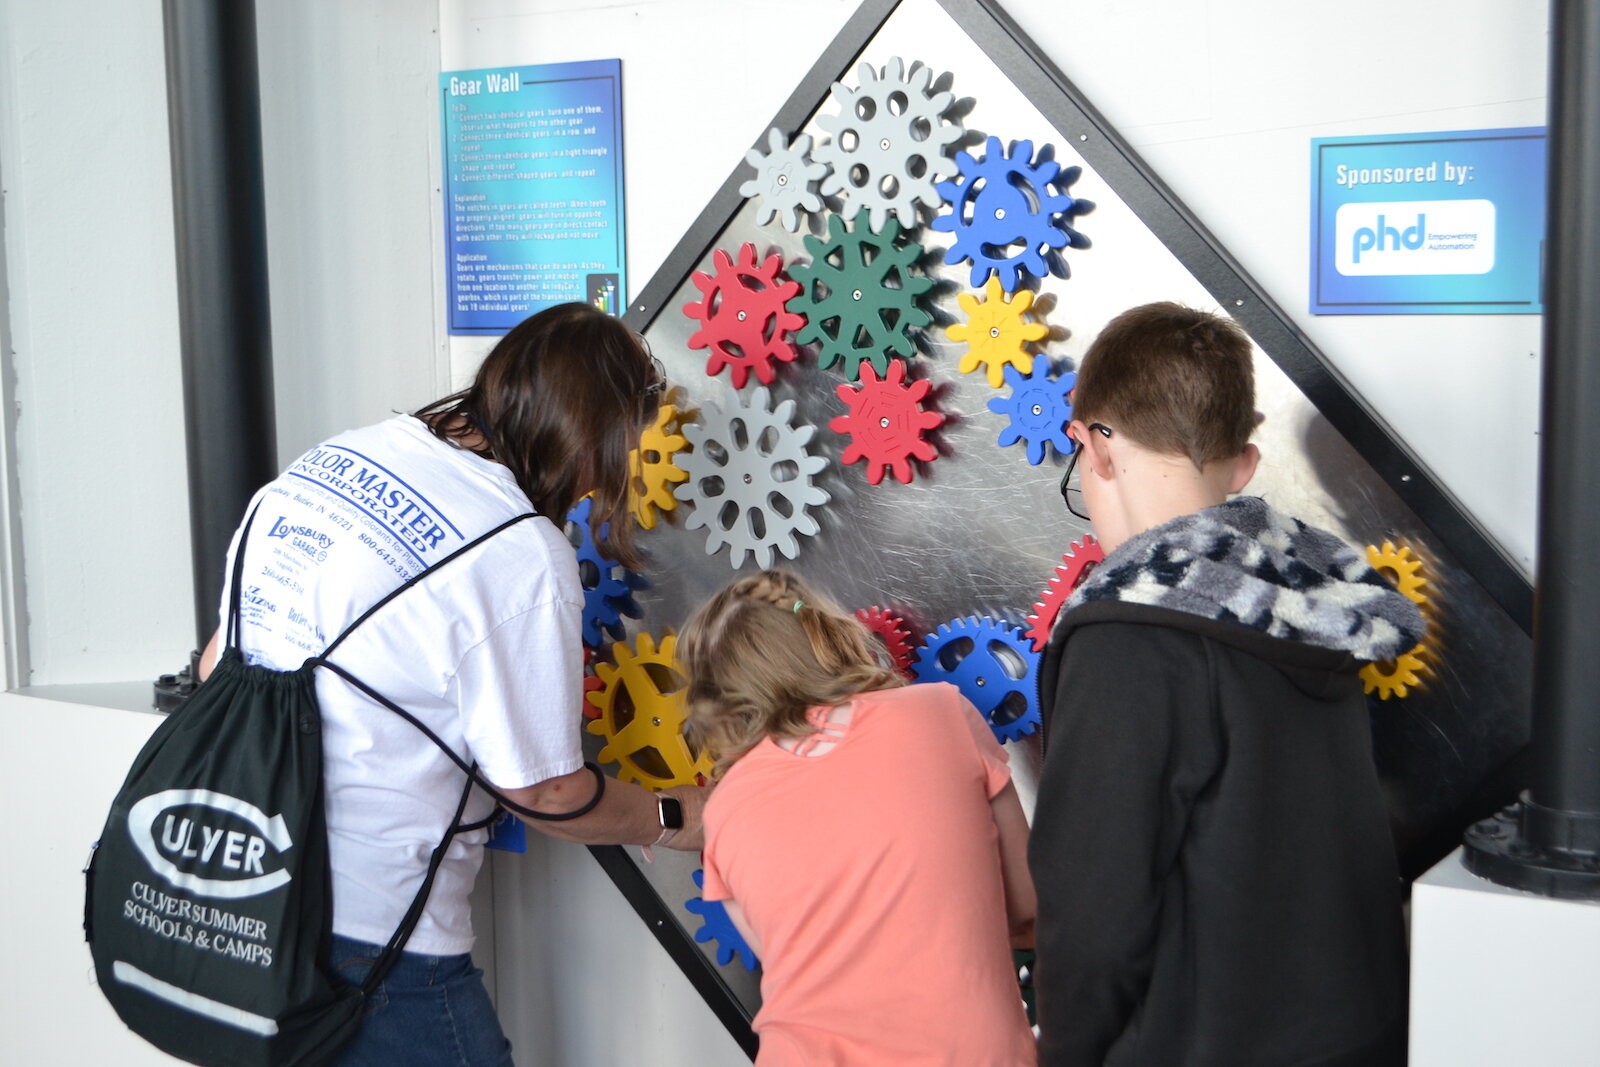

{"left": 994, "top": 207, "right": 1007, "bottom": 220}
{"left": 879, "top": 417, "right": 892, "bottom": 429}
{"left": 990, "top": 327, "right": 1001, "bottom": 338}
{"left": 1032, "top": 404, "right": 1044, "bottom": 416}
{"left": 879, "top": 137, "right": 891, "bottom": 151}
{"left": 852, "top": 288, "right": 863, "bottom": 301}
{"left": 742, "top": 473, "right": 753, "bottom": 484}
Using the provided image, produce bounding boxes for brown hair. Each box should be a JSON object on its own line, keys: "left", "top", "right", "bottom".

{"left": 678, "top": 569, "right": 905, "bottom": 776}
{"left": 1071, "top": 302, "right": 1256, "bottom": 468}
{"left": 414, "top": 302, "right": 662, "bottom": 568}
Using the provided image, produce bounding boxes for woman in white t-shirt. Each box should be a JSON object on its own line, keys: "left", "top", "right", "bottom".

{"left": 199, "top": 302, "right": 706, "bottom": 1066}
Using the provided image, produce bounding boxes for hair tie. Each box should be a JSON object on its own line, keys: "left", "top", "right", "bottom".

{"left": 792, "top": 600, "right": 804, "bottom": 613}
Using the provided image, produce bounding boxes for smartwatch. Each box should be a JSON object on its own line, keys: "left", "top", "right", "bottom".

{"left": 655, "top": 794, "right": 684, "bottom": 847}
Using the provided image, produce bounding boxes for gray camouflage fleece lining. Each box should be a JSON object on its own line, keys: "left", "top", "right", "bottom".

{"left": 1066, "top": 496, "right": 1425, "bottom": 663}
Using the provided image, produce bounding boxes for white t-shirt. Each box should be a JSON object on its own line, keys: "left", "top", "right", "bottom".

{"left": 218, "top": 415, "right": 584, "bottom": 955}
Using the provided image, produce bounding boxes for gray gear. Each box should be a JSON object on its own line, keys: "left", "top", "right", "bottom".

{"left": 814, "top": 57, "right": 962, "bottom": 231}
{"left": 673, "top": 386, "right": 830, "bottom": 570}
{"left": 739, "top": 127, "right": 829, "bottom": 232}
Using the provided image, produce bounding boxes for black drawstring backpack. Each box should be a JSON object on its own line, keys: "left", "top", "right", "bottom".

{"left": 84, "top": 507, "right": 607, "bottom": 1067}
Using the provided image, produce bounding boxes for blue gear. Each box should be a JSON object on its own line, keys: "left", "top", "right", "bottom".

{"left": 566, "top": 497, "right": 646, "bottom": 648}
{"left": 930, "top": 136, "right": 1090, "bottom": 291}
{"left": 987, "top": 362, "right": 1077, "bottom": 465}
{"left": 910, "top": 616, "right": 1042, "bottom": 744}
{"left": 685, "top": 869, "right": 760, "bottom": 971}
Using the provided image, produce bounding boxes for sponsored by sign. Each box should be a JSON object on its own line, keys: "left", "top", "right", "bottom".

{"left": 1310, "top": 128, "right": 1545, "bottom": 315}
{"left": 441, "top": 59, "right": 627, "bottom": 334}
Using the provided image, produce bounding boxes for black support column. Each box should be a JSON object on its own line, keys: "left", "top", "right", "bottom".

{"left": 1463, "top": 0, "right": 1600, "bottom": 898}
{"left": 155, "top": 0, "right": 277, "bottom": 707}
{"left": 163, "top": 3, "right": 278, "bottom": 642}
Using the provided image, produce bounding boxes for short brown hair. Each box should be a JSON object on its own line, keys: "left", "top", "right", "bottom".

{"left": 1071, "top": 302, "right": 1255, "bottom": 468}
{"left": 415, "top": 302, "right": 661, "bottom": 568}
{"left": 679, "top": 569, "right": 904, "bottom": 776}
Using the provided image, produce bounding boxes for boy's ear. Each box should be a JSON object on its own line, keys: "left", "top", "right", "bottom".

{"left": 1080, "top": 425, "right": 1115, "bottom": 480}
{"left": 1227, "top": 443, "right": 1261, "bottom": 494}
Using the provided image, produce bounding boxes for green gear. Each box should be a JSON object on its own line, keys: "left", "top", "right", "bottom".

{"left": 786, "top": 213, "right": 934, "bottom": 381}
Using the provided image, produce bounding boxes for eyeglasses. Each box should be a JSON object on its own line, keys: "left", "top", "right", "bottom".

{"left": 1059, "top": 422, "right": 1113, "bottom": 521}
{"left": 642, "top": 355, "right": 668, "bottom": 401}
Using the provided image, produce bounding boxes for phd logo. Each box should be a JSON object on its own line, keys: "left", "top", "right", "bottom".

{"left": 1352, "top": 213, "right": 1425, "bottom": 262}
{"left": 1335, "top": 200, "right": 1496, "bottom": 276}
{"left": 127, "top": 789, "right": 293, "bottom": 900}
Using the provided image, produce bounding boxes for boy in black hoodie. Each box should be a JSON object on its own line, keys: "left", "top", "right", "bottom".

{"left": 1029, "top": 302, "right": 1423, "bottom": 1066}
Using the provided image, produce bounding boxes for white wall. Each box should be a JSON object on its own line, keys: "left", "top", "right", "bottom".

{"left": 0, "top": 0, "right": 190, "bottom": 686}
{"left": 1001, "top": 0, "right": 1548, "bottom": 575}
{"left": 255, "top": 0, "right": 449, "bottom": 465}
{"left": 0, "top": 694, "right": 183, "bottom": 1066}
{"left": 0, "top": 0, "right": 1555, "bottom": 1064}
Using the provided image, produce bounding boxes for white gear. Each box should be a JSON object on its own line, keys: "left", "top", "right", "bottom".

{"left": 814, "top": 56, "right": 962, "bottom": 231}
{"left": 672, "top": 386, "right": 830, "bottom": 570}
{"left": 740, "top": 127, "right": 829, "bottom": 232}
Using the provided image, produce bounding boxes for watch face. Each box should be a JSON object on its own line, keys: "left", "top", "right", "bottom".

{"left": 658, "top": 795, "right": 685, "bottom": 830}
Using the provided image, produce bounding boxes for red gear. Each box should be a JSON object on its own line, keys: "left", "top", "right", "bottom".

{"left": 682, "top": 243, "right": 805, "bottom": 388}
{"left": 1025, "top": 535, "right": 1104, "bottom": 651}
{"left": 830, "top": 359, "right": 944, "bottom": 485}
{"left": 855, "top": 606, "right": 917, "bottom": 677}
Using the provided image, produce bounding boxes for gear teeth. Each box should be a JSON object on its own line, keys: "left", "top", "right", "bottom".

{"left": 855, "top": 605, "right": 917, "bottom": 676}
{"left": 813, "top": 57, "right": 962, "bottom": 230}
{"left": 672, "top": 386, "right": 830, "bottom": 569}
{"left": 830, "top": 359, "right": 944, "bottom": 486}
{"left": 947, "top": 278, "right": 1049, "bottom": 388}
{"left": 787, "top": 214, "right": 934, "bottom": 381}
{"left": 1361, "top": 644, "right": 1429, "bottom": 700}
{"left": 566, "top": 497, "right": 645, "bottom": 648}
{"left": 683, "top": 243, "right": 806, "bottom": 389}
{"left": 685, "top": 869, "right": 760, "bottom": 971}
{"left": 988, "top": 362, "right": 1077, "bottom": 465}
{"left": 932, "top": 136, "right": 1091, "bottom": 291}
{"left": 586, "top": 632, "right": 713, "bottom": 788}
{"left": 910, "top": 615, "right": 1042, "bottom": 744}
{"left": 1024, "top": 536, "right": 1105, "bottom": 650}
{"left": 1366, "top": 541, "right": 1429, "bottom": 607}
{"left": 630, "top": 399, "right": 691, "bottom": 530}
{"left": 1358, "top": 541, "right": 1432, "bottom": 701}
{"left": 740, "top": 127, "right": 829, "bottom": 232}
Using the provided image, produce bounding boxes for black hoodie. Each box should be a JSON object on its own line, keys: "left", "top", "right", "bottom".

{"left": 1029, "top": 497, "right": 1424, "bottom": 1067}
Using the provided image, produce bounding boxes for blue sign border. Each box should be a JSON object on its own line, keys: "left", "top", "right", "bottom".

{"left": 1310, "top": 127, "right": 1545, "bottom": 315}
{"left": 442, "top": 59, "right": 627, "bottom": 335}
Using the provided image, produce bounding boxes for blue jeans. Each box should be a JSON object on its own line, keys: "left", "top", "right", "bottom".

{"left": 329, "top": 934, "right": 515, "bottom": 1067}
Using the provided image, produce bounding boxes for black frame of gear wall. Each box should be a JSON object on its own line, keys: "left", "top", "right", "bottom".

{"left": 594, "top": 0, "right": 1537, "bottom": 1055}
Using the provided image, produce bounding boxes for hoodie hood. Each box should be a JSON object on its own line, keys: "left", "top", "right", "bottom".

{"left": 1066, "top": 496, "right": 1425, "bottom": 662}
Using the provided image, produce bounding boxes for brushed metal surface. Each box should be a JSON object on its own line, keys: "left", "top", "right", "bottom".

{"left": 595, "top": 0, "right": 1530, "bottom": 1016}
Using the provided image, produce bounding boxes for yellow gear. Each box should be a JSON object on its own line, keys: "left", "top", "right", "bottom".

{"left": 1366, "top": 541, "right": 1428, "bottom": 606}
{"left": 945, "top": 277, "right": 1049, "bottom": 388}
{"left": 630, "top": 400, "right": 691, "bottom": 530}
{"left": 585, "top": 632, "right": 712, "bottom": 789}
{"left": 1360, "top": 645, "right": 1428, "bottom": 700}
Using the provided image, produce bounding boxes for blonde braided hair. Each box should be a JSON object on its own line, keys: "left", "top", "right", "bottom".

{"left": 678, "top": 569, "right": 904, "bottom": 776}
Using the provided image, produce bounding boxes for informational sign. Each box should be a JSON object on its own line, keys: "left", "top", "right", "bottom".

{"left": 441, "top": 59, "right": 626, "bottom": 334}
{"left": 1310, "top": 127, "right": 1545, "bottom": 315}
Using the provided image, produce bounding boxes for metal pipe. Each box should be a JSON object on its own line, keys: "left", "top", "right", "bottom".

{"left": 1463, "top": 0, "right": 1600, "bottom": 897}
{"left": 1530, "top": 0, "right": 1600, "bottom": 820}
{"left": 161, "top": 0, "right": 277, "bottom": 653}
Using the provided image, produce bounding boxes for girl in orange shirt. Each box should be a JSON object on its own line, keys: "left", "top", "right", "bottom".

{"left": 680, "top": 569, "right": 1037, "bottom": 1066}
